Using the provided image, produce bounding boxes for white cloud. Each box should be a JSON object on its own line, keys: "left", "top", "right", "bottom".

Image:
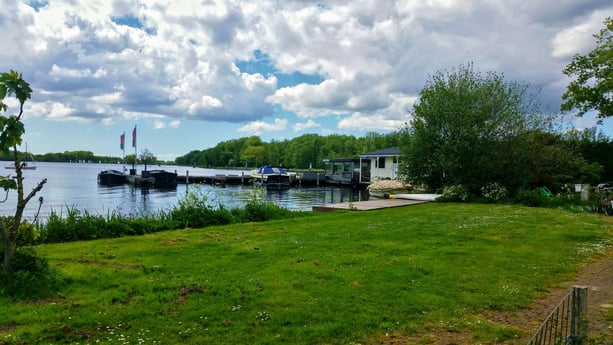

{"left": 30, "top": 101, "right": 75, "bottom": 120}
{"left": 153, "top": 119, "right": 182, "bottom": 129}
{"left": 551, "top": 10, "right": 611, "bottom": 58}
{"left": 338, "top": 113, "right": 404, "bottom": 132}
{"left": 91, "top": 92, "right": 122, "bottom": 104}
{"left": 238, "top": 118, "right": 288, "bottom": 135}
{"left": 294, "top": 119, "right": 321, "bottom": 132}
{"left": 153, "top": 120, "right": 166, "bottom": 129}
{"left": 2, "top": 0, "right": 612, "bottom": 139}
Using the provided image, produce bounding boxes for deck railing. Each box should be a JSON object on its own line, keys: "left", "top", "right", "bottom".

{"left": 527, "top": 286, "right": 588, "bottom": 345}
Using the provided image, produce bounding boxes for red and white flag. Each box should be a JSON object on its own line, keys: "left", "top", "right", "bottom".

{"left": 132, "top": 126, "right": 136, "bottom": 147}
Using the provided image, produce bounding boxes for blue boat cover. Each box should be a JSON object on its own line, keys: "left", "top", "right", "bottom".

{"left": 257, "top": 166, "right": 287, "bottom": 174}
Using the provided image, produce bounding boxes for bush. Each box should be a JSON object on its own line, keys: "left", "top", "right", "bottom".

{"left": 515, "top": 188, "right": 548, "bottom": 207}
{"left": 438, "top": 185, "right": 469, "bottom": 202}
{"left": 0, "top": 217, "right": 41, "bottom": 246}
{"left": 0, "top": 248, "right": 65, "bottom": 300}
{"left": 481, "top": 182, "right": 508, "bottom": 202}
{"left": 169, "top": 188, "right": 236, "bottom": 228}
{"left": 233, "top": 198, "right": 295, "bottom": 222}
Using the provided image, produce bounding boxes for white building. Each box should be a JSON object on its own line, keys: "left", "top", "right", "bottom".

{"left": 358, "top": 147, "right": 400, "bottom": 183}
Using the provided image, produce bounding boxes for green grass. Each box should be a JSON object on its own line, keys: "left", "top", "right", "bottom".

{"left": 1, "top": 203, "right": 612, "bottom": 344}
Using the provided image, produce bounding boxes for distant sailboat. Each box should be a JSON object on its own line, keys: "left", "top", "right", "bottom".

{"left": 5, "top": 143, "right": 36, "bottom": 170}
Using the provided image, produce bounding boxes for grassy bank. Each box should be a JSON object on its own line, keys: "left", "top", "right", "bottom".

{"left": 1, "top": 203, "right": 612, "bottom": 344}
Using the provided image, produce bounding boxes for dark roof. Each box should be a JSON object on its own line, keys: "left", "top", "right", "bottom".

{"left": 359, "top": 147, "right": 400, "bottom": 158}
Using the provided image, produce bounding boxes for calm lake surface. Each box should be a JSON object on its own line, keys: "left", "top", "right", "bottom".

{"left": 0, "top": 162, "right": 368, "bottom": 221}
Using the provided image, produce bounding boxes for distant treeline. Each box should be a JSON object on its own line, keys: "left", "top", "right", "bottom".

{"left": 174, "top": 132, "right": 401, "bottom": 170}
{"left": 0, "top": 150, "right": 123, "bottom": 164}
{"left": 174, "top": 129, "right": 613, "bottom": 183}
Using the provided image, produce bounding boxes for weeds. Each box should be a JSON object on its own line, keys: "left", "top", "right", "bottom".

{"left": 31, "top": 187, "right": 309, "bottom": 245}
{"left": 0, "top": 247, "right": 65, "bottom": 300}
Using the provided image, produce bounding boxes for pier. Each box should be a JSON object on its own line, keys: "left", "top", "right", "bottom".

{"left": 101, "top": 168, "right": 335, "bottom": 188}
{"left": 174, "top": 171, "right": 328, "bottom": 186}
{"left": 313, "top": 198, "right": 428, "bottom": 212}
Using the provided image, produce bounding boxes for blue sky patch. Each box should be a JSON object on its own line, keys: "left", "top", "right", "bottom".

{"left": 111, "top": 14, "right": 143, "bottom": 28}
{"left": 236, "top": 50, "right": 324, "bottom": 88}
{"left": 111, "top": 14, "right": 156, "bottom": 35}
{"left": 27, "top": 0, "right": 48, "bottom": 11}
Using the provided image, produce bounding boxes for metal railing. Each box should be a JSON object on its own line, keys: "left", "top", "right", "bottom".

{"left": 527, "top": 286, "right": 588, "bottom": 345}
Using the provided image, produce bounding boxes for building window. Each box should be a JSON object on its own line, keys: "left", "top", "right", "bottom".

{"left": 378, "top": 157, "right": 386, "bottom": 168}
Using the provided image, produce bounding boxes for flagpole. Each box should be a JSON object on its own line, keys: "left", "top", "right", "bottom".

{"left": 132, "top": 125, "right": 137, "bottom": 173}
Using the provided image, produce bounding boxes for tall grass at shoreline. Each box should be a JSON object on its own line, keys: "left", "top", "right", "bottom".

{"left": 31, "top": 187, "right": 311, "bottom": 244}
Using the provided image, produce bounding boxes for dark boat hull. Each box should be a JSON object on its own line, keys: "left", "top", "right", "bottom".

{"left": 149, "top": 170, "right": 178, "bottom": 188}
{"left": 97, "top": 170, "right": 126, "bottom": 185}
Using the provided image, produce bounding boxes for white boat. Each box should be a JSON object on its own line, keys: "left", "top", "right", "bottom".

{"left": 5, "top": 143, "right": 36, "bottom": 170}
{"left": 250, "top": 166, "right": 291, "bottom": 187}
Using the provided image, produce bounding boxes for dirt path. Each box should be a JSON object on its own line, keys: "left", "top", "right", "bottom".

{"left": 484, "top": 243, "right": 613, "bottom": 343}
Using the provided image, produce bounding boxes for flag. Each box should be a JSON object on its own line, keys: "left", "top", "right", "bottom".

{"left": 132, "top": 126, "right": 136, "bottom": 147}
{"left": 120, "top": 133, "right": 125, "bottom": 150}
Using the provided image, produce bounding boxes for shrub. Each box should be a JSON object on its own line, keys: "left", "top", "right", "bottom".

{"left": 0, "top": 217, "right": 41, "bottom": 246}
{"left": 438, "top": 185, "right": 469, "bottom": 202}
{"left": 169, "top": 188, "right": 236, "bottom": 228}
{"left": 515, "top": 188, "right": 548, "bottom": 207}
{"left": 0, "top": 248, "right": 65, "bottom": 300}
{"left": 235, "top": 198, "right": 295, "bottom": 222}
{"left": 481, "top": 182, "right": 508, "bottom": 202}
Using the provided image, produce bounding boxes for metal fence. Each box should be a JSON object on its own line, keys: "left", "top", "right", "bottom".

{"left": 527, "top": 286, "right": 588, "bottom": 345}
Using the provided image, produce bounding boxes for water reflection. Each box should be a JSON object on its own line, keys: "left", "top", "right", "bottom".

{"left": 0, "top": 162, "right": 369, "bottom": 221}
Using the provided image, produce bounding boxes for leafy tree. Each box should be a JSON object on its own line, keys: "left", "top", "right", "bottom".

{"left": 526, "top": 130, "right": 603, "bottom": 188}
{"left": 561, "top": 17, "right": 613, "bottom": 119}
{"left": 575, "top": 129, "right": 613, "bottom": 181}
{"left": 139, "top": 148, "right": 156, "bottom": 170}
{"left": 400, "top": 63, "right": 542, "bottom": 193}
{"left": 241, "top": 145, "right": 265, "bottom": 167}
{"left": 0, "top": 70, "right": 46, "bottom": 271}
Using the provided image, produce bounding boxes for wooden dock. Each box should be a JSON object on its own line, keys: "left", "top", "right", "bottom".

{"left": 312, "top": 198, "right": 428, "bottom": 212}
{"left": 175, "top": 172, "right": 327, "bottom": 186}
{"left": 176, "top": 174, "right": 248, "bottom": 185}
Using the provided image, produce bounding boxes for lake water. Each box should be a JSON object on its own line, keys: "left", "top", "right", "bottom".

{"left": 0, "top": 162, "right": 368, "bottom": 221}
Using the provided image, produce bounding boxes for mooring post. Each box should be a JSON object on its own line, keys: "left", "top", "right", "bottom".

{"left": 571, "top": 285, "right": 588, "bottom": 345}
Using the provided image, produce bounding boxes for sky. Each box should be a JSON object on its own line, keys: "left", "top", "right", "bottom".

{"left": 1, "top": 0, "right": 612, "bottom": 161}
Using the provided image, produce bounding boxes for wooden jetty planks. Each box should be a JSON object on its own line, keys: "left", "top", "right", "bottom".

{"left": 312, "top": 198, "right": 428, "bottom": 212}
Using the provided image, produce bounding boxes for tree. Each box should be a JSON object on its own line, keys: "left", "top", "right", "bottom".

{"left": 400, "top": 63, "right": 542, "bottom": 193}
{"left": 139, "top": 148, "right": 156, "bottom": 170}
{"left": 525, "top": 130, "right": 603, "bottom": 188}
{"left": 561, "top": 17, "right": 613, "bottom": 120}
{"left": 241, "top": 145, "right": 265, "bottom": 167}
{"left": 0, "top": 70, "right": 46, "bottom": 271}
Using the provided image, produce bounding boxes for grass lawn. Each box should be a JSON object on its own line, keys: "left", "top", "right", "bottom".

{"left": 1, "top": 203, "right": 612, "bottom": 344}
